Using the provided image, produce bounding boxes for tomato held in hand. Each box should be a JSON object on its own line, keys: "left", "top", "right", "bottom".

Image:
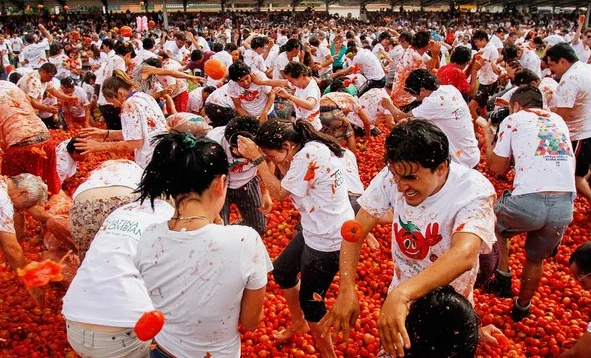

{"left": 341, "top": 220, "right": 364, "bottom": 242}
{"left": 17, "top": 259, "right": 64, "bottom": 288}
{"left": 135, "top": 310, "right": 165, "bottom": 341}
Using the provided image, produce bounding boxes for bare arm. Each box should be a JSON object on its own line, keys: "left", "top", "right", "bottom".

{"left": 239, "top": 286, "right": 266, "bottom": 331}
{"left": 560, "top": 332, "right": 591, "bottom": 358}
{"left": 0, "top": 232, "right": 26, "bottom": 271}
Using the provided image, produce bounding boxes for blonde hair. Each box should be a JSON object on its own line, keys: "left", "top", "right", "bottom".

{"left": 101, "top": 69, "right": 138, "bottom": 99}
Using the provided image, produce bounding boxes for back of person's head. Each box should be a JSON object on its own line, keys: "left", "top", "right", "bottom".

{"left": 318, "top": 78, "right": 333, "bottom": 93}
{"left": 513, "top": 69, "right": 540, "bottom": 86}
{"left": 308, "top": 37, "right": 320, "bottom": 47}
{"left": 385, "top": 119, "right": 450, "bottom": 170}
{"left": 329, "top": 77, "right": 347, "bottom": 93}
{"left": 66, "top": 137, "right": 84, "bottom": 156}
{"left": 225, "top": 42, "right": 238, "bottom": 52}
{"left": 102, "top": 70, "right": 137, "bottom": 99}
{"left": 251, "top": 36, "right": 266, "bottom": 50}
{"left": 378, "top": 31, "right": 391, "bottom": 42}
{"left": 190, "top": 49, "right": 204, "bottom": 62}
{"left": 137, "top": 132, "right": 229, "bottom": 208}
{"left": 510, "top": 85, "right": 543, "bottom": 109}
{"left": 8, "top": 72, "right": 23, "bottom": 84}
{"left": 280, "top": 38, "right": 300, "bottom": 53}
{"left": 411, "top": 31, "right": 431, "bottom": 49}
{"left": 40, "top": 63, "right": 58, "bottom": 76}
{"left": 502, "top": 44, "right": 520, "bottom": 62}
{"left": 114, "top": 41, "right": 136, "bottom": 58}
{"left": 9, "top": 173, "right": 48, "bottom": 209}
{"left": 212, "top": 42, "right": 224, "bottom": 53}
{"left": 346, "top": 40, "right": 357, "bottom": 49}
{"left": 49, "top": 43, "right": 62, "bottom": 56}
{"left": 406, "top": 286, "right": 479, "bottom": 357}
{"left": 545, "top": 42, "right": 579, "bottom": 64}
{"left": 60, "top": 77, "right": 75, "bottom": 89}
{"left": 255, "top": 119, "right": 344, "bottom": 157}
{"left": 142, "top": 37, "right": 155, "bottom": 50}
{"left": 202, "top": 85, "right": 216, "bottom": 96}
{"left": 228, "top": 61, "right": 251, "bottom": 81}
{"left": 570, "top": 242, "right": 591, "bottom": 277}
{"left": 224, "top": 116, "right": 260, "bottom": 145}
{"left": 144, "top": 57, "right": 163, "bottom": 68}
{"left": 450, "top": 46, "right": 472, "bottom": 65}
{"left": 472, "top": 29, "right": 489, "bottom": 42}
{"left": 399, "top": 32, "right": 413, "bottom": 44}
{"left": 283, "top": 61, "right": 310, "bottom": 78}
{"left": 83, "top": 72, "right": 97, "bottom": 85}
{"left": 24, "top": 33, "right": 36, "bottom": 44}
{"left": 102, "top": 38, "right": 115, "bottom": 50}
{"left": 405, "top": 69, "right": 440, "bottom": 96}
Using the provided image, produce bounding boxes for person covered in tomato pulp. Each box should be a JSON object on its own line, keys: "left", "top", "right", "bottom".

{"left": 320, "top": 119, "right": 502, "bottom": 356}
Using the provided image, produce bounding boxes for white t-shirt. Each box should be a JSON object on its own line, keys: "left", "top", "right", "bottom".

{"left": 0, "top": 177, "right": 15, "bottom": 235}
{"left": 62, "top": 86, "right": 89, "bottom": 118}
{"left": 571, "top": 41, "right": 591, "bottom": 64}
{"left": 272, "top": 52, "right": 298, "bottom": 80}
{"left": 48, "top": 54, "right": 68, "bottom": 79}
{"left": 358, "top": 162, "right": 496, "bottom": 299}
{"left": 312, "top": 45, "right": 332, "bottom": 76}
{"left": 244, "top": 49, "right": 267, "bottom": 73}
{"left": 187, "top": 87, "right": 205, "bottom": 114}
{"left": 120, "top": 91, "right": 168, "bottom": 168}
{"left": 227, "top": 71, "right": 272, "bottom": 117}
{"left": 281, "top": 141, "right": 354, "bottom": 252}
{"left": 160, "top": 59, "right": 188, "bottom": 99}
{"left": 539, "top": 77, "right": 559, "bottom": 109}
{"left": 205, "top": 84, "right": 235, "bottom": 109}
{"left": 341, "top": 149, "right": 364, "bottom": 194}
{"left": 494, "top": 109, "right": 576, "bottom": 195}
{"left": 290, "top": 79, "right": 321, "bottom": 130}
{"left": 20, "top": 38, "right": 49, "bottom": 69}
{"left": 135, "top": 223, "right": 272, "bottom": 358}
{"left": 207, "top": 127, "right": 258, "bottom": 189}
{"left": 163, "top": 41, "right": 189, "bottom": 63}
{"left": 55, "top": 139, "right": 78, "bottom": 185}
{"left": 490, "top": 34, "right": 504, "bottom": 50}
{"left": 389, "top": 45, "right": 406, "bottom": 68}
{"left": 264, "top": 44, "right": 280, "bottom": 69}
{"left": 519, "top": 48, "right": 542, "bottom": 78}
{"left": 477, "top": 41, "right": 499, "bottom": 86}
{"left": 554, "top": 61, "right": 591, "bottom": 140}
{"left": 10, "top": 37, "right": 23, "bottom": 53}
{"left": 412, "top": 85, "right": 480, "bottom": 168}
{"left": 97, "top": 51, "right": 126, "bottom": 105}
{"left": 352, "top": 48, "right": 386, "bottom": 81}
{"left": 62, "top": 200, "right": 174, "bottom": 326}
{"left": 134, "top": 48, "right": 158, "bottom": 67}
{"left": 72, "top": 159, "right": 144, "bottom": 199}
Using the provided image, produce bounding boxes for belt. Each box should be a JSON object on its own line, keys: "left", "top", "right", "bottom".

{"left": 11, "top": 133, "right": 50, "bottom": 147}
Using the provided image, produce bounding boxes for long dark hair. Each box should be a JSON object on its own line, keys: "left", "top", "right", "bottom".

{"left": 255, "top": 119, "right": 344, "bottom": 157}
{"left": 136, "top": 132, "right": 229, "bottom": 208}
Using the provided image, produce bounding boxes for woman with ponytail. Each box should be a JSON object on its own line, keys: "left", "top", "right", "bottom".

{"left": 75, "top": 70, "right": 167, "bottom": 168}
{"left": 237, "top": 118, "right": 354, "bottom": 358}
{"left": 134, "top": 132, "right": 272, "bottom": 358}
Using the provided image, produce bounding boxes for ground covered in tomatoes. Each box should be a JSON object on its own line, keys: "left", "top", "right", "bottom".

{"left": 0, "top": 127, "right": 589, "bottom": 357}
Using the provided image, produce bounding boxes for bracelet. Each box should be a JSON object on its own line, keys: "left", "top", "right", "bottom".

{"left": 104, "top": 130, "right": 110, "bottom": 141}
{"left": 251, "top": 155, "right": 266, "bottom": 166}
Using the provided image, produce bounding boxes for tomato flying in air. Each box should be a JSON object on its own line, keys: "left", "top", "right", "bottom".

{"left": 134, "top": 310, "right": 165, "bottom": 341}
{"left": 17, "top": 259, "right": 64, "bottom": 288}
{"left": 341, "top": 220, "right": 364, "bottom": 242}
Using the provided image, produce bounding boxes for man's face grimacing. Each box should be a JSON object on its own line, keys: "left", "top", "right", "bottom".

{"left": 387, "top": 160, "right": 449, "bottom": 206}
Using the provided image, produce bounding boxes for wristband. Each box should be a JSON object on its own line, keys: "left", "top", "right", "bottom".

{"left": 251, "top": 155, "right": 265, "bottom": 166}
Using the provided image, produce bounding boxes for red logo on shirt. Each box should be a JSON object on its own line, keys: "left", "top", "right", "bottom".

{"left": 239, "top": 90, "right": 259, "bottom": 102}
{"left": 393, "top": 218, "right": 443, "bottom": 260}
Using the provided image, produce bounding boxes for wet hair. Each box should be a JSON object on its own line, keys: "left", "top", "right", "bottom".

{"left": 144, "top": 57, "right": 163, "bottom": 68}
{"left": 191, "top": 49, "right": 204, "bottom": 62}
{"left": 202, "top": 86, "right": 216, "bottom": 95}
{"left": 49, "top": 43, "right": 62, "bottom": 57}
{"left": 378, "top": 31, "right": 392, "bottom": 42}
{"left": 137, "top": 132, "right": 229, "bottom": 209}
{"left": 255, "top": 119, "right": 344, "bottom": 157}
{"left": 251, "top": 36, "right": 266, "bottom": 50}
{"left": 224, "top": 116, "right": 260, "bottom": 146}
{"left": 60, "top": 77, "right": 75, "bottom": 89}
{"left": 405, "top": 286, "right": 479, "bottom": 358}
{"left": 224, "top": 43, "right": 238, "bottom": 52}
{"left": 280, "top": 38, "right": 300, "bottom": 53}
{"left": 302, "top": 51, "right": 314, "bottom": 67}
{"left": 545, "top": 43, "right": 579, "bottom": 64}
{"left": 228, "top": 61, "right": 251, "bottom": 81}
{"left": 142, "top": 37, "right": 155, "bottom": 50}
{"left": 283, "top": 61, "right": 311, "bottom": 78}
{"left": 66, "top": 137, "right": 83, "bottom": 155}
{"left": 513, "top": 69, "right": 540, "bottom": 86}
{"left": 329, "top": 77, "right": 347, "bottom": 92}
{"left": 532, "top": 36, "right": 545, "bottom": 46}
{"left": 385, "top": 119, "right": 450, "bottom": 170}
{"left": 8, "top": 72, "right": 23, "bottom": 84}
{"left": 570, "top": 242, "right": 591, "bottom": 275}
{"left": 450, "top": 46, "right": 472, "bottom": 65}
{"left": 102, "top": 69, "right": 138, "bottom": 99}
{"left": 114, "top": 41, "right": 136, "bottom": 58}
{"left": 9, "top": 173, "right": 48, "bottom": 208}
{"left": 472, "top": 29, "right": 489, "bottom": 42}
{"left": 212, "top": 42, "right": 224, "bottom": 52}
{"left": 502, "top": 44, "right": 520, "bottom": 63}
{"left": 399, "top": 32, "right": 413, "bottom": 44}
{"left": 39, "top": 63, "right": 57, "bottom": 76}
{"left": 102, "top": 38, "right": 115, "bottom": 50}
{"left": 318, "top": 78, "right": 333, "bottom": 93}
{"left": 83, "top": 72, "right": 96, "bottom": 85}
{"left": 509, "top": 85, "right": 543, "bottom": 109}
{"left": 411, "top": 31, "right": 431, "bottom": 49}
{"left": 405, "top": 69, "right": 440, "bottom": 96}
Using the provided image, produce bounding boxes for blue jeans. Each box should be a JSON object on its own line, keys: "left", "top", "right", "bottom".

{"left": 150, "top": 344, "right": 173, "bottom": 358}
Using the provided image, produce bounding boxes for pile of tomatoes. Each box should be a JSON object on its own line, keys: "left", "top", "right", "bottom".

{"left": 0, "top": 127, "right": 589, "bottom": 357}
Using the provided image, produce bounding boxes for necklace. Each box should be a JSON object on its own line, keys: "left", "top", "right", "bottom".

{"left": 170, "top": 215, "right": 210, "bottom": 223}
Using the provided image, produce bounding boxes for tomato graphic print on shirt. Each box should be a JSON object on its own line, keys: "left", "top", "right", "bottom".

{"left": 239, "top": 90, "right": 259, "bottom": 102}
{"left": 393, "top": 217, "right": 443, "bottom": 260}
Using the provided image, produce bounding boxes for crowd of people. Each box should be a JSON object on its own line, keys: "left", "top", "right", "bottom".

{"left": 1, "top": 6, "right": 591, "bottom": 358}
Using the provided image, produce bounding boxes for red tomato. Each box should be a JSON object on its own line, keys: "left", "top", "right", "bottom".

{"left": 341, "top": 220, "right": 364, "bottom": 242}
{"left": 134, "top": 310, "right": 165, "bottom": 341}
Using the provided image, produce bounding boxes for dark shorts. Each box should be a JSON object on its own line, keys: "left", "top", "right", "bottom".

{"left": 495, "top": 190, "right": 574, "bottom": 262}
{"left": 572, "top": 138, "right": 591, "bottom": 177}
{"left": 272, "top": 231, "right": 339, "bottom": 322}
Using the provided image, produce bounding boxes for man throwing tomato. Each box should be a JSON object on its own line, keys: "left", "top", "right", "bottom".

{"left": 319, "top": 120, "right": 501, "bottom": 356}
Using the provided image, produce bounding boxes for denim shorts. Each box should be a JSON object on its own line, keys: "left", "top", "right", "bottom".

{"left": 494, "top": 190, "right": 574, "bottom": 262}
